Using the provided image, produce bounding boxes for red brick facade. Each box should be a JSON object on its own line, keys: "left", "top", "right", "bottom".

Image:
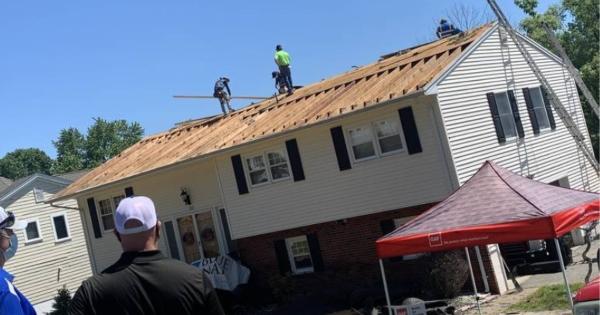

{"left": 235, "top": 204, "right": 501, "bottom": 297}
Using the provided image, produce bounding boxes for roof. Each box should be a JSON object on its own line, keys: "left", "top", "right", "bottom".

{"left": 0, "top": 177, "right": 12, "bottom": 194}
{"left": 376, "top": 161, "right": 599, "bottom": 258}
{"left": 0, "top": 173, "right": 72, "bottom": 204}
{"left": 56, "top": 169, "right": 91, "bottom": 182}
{"left": 52, "top": 24, "right": 494, "bottom": 202}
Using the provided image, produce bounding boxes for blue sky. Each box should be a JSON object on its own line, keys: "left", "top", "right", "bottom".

{"left": 0, "top": 0, "right": 556, "bottom": 159}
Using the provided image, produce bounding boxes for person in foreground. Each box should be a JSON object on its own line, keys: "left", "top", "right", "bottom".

{"left": 69, "top": 196, "right": 225, "bottom": 315}
{"left": 0, "top": 207, "right": 36, "bottom": 315}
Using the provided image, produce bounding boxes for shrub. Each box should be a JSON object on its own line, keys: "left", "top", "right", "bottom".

{"left": 49, "top": 285, "right": 71, "bottom": 315}
{"left": 268, "top": 273, "right": 295, "bottom": 303}
{"left": 422, "top": 250, "right": 469, "bottom": 299}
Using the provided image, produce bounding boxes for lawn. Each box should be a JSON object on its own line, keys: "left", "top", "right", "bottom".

{"left": 507, "top": 283, "right": 584, "bottom": 312}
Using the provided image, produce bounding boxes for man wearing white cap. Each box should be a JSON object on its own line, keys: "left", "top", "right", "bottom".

{"left": 0, "top": 206, "right": 36, "bottom": 315}
{"left": 69, "top": 196, "right": 224, "bottom": 315}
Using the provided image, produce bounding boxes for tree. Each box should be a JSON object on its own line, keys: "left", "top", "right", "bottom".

{"left": 0, "top": 148, "right": 53, "bottom": 180}
{"left": 49, "top": 285, "right": 71, "bottom": 315}
{"left": 51, "top": 128, "right": 86, "bottom": 174}
{"left": 84, "top": 118, "right": 144, "bottom": 168}
{"left": 445, "top": 3, "right": 494, "bottom": 32}
{"left": 515, "top": 0, "right": 599, "bottom": 159}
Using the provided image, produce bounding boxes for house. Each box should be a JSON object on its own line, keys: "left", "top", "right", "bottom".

{"left": 49, "top": 22, "right": 598, "bottom": 299}
{"left": 0, "top": 172, "right": 93, "bottom": 314}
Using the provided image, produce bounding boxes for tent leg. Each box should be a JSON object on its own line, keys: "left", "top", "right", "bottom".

{"left": 554, "top": 238, "right": 574, "bottom": 312}
{"left": 379, "top": 259, "right": 393, "bottom": 315}
{"left": 465, "top": 247, "right": 482, "bottom": 315}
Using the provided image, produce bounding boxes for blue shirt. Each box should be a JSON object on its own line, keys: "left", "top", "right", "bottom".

{"left": 0, "top": 268, "right": 36, "bottom": 315}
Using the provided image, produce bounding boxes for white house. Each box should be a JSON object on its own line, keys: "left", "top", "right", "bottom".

{"left": 0, "top": 173, "right": 93, "bottom": 313}
{"left": 49, "top": 23, "right": 599, "bottom": 298}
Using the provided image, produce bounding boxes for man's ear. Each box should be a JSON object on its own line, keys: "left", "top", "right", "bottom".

{"left": 113, "top": 229, "right": 122, "bottom": 243}
{"left": 155, "top": 221, "right": 161, "bottom": 240}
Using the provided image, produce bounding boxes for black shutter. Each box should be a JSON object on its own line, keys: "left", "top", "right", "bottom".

{"left": 507, "top": 90, "right": 525, "bottom": 138}
{"left": 487, "top": 92, "right": 506, "bottom": 143}
{"left": 285, "top": 139, "right": 305, "bottom": 181}
{"left": 522, "top": 88, "right": 540, "bottom": 135}
{"left": 398, "top": 107, "right": 422, "bottom": 154}
{"left": 86, "top": 198, "right": 102, "bottom": 239}
{"left": 380, "top": 219, "right": 396, "bottom": 235}
{"left": 330, "top": 126, "right": 352, "bottom": 171}
{"left": 231, "top": 155, "right": 249, "bottom": 195}
{"left": 124, "top": 186, "right": 134, "bottom": 197}
{"left": 541, "top": 87, "right": 556, "bottom": 130}
{"left": 307, "top": 233, "right": 324, "bottom": 272}
{"left": 274, "top": 239, "right": 292, "bottom": 275}
{"left": 219, "top": 208, "right": 235, "bottom": 253}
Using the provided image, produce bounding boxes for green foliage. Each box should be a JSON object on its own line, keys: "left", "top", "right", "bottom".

{"left": 516, "top": 0, "right": 600, "bottom": 159}
{"left": 507, "top": 283, "right": 583, "bottom": 312}
{"left": 51, "top": 128, "right": 86, "bottom": 174}
{"left": 268, "top": 273, "right": 295, "bottom": 303}
{"left": 84, "top": 118, "right": 143, "bottom": 168}
{"left": 422, "top": 250, "right": 469, "bottom": 299}
{"left": 49, "top": 285, "right": 72, "bottom": 315}
{"left": 0, "top": 148, "right": 52, "bottom": 180}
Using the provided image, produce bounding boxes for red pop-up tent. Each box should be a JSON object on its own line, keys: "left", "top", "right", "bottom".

{"left": 376, "top": 161, "right": 599, "bottom": 314}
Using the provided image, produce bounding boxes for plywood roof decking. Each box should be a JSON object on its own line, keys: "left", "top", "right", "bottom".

{"left": 52, "top": 24, "right": 492, "bottom": 201}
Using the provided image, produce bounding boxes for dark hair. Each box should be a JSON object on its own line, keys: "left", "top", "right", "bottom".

{"left": 276, "top": 44, "right": 282, "bottom": 51}
{"left": 440, "top": 19, "right": 447, "bottom": 24}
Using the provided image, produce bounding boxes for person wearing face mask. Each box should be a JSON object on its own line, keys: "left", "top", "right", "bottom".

{"left": 68, "top": 196, "right": 225, "bottom": 315}
{"left": 0, "top": 206, "right": 36, "bottom": 315}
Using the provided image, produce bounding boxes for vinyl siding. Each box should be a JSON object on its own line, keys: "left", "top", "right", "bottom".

{"left": 3, "top": 181, "right": 92, "bottom": 305}
{"left": 436, "top": 27, "right": 599, "bottom": 191}
{"left": 217, "top": 96, "right": 454, "bottom": 239}
{"left": 79, "top": 162, "right": 223, "bottom": 272}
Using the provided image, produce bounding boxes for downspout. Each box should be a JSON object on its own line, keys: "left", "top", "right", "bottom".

{"left": 213, "top": 158, "right": 234, "bottom": 254}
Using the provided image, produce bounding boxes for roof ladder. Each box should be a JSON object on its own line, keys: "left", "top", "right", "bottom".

{"left": 487, "top": 0, "right": 599, "bottom": 173}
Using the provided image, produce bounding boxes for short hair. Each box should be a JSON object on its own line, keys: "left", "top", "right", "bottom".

{"left": 276, "top": 44, "right": 282, "bottom": 51}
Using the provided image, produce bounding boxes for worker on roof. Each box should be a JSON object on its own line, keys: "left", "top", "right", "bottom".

{"left": 272, "top": 71, "right": 287, "bottom": 94}
{"left": 436, "top": 19, "right": 462, "bottom": 39}
{"left": 274, "top": 45, "right": 294, "bottom": 95}
{"left": 213, "top": 77, "right": 234, "bottom": 114}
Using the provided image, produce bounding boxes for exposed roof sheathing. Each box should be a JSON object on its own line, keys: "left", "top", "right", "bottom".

{"left": 52, "top": 24, "right": 492, "bottom": 201}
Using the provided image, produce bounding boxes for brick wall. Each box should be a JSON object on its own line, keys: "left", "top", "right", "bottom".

{"left": 235, "top": 203, "right": 501, "bottom": 296}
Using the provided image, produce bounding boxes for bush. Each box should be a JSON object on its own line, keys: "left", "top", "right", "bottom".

{"left": 422, "top": 250, "right": 469, "bottom": 299}
{"left": 49, "top": 285, "right": 71, "bottom": 315}
{"left": 268, "top": 273, "right": 295, "bottom": 303}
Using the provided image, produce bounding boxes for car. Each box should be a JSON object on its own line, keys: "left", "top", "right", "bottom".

{"left": 573, "top": 275, "right": 599, "bottom": 315}
{"left": 500, "top": 238, "right": 572, "bottom": 274}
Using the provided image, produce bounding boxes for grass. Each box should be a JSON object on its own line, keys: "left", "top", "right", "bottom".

{"left": 507, "top": 283, "right": 584, "bottom": 312}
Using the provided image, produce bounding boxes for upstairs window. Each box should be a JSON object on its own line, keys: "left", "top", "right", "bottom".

{"left": 528, "top": 87, "right": 551, "bottom": 131}
{"left": 245, "top": 149, "right": 291, "bottom": 186}
{"left": 24, "top": 219, "right": 42, "bottom": 243}
{"left": 494, "top": 92, "right": 518, "bottom": 139}
{"left": 98, "top": 199, "right": 115, "bottom": 231}
{"left": 51, "top": 214, "right": 70, "bottom": 242}
{"left": 348, "top": 125, "right": 376, "bottom": 160}
{"left": 347, "top": 117, "right": 404, "bottom": 162}
{"left": 373, "top": 119, "right": 403, "bottom": 154}
{"left": 33, "top": 188, "right": 45, "bottom": 203}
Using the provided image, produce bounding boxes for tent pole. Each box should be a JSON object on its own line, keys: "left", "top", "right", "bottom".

{"left": 379, "top": 259, "right": 393, "bottom": 315}
{"left": 554, "top": 238, "right": 574, "bottom": 312}
{"left": 465, "top": 247, "right": 482, "bottom": 315}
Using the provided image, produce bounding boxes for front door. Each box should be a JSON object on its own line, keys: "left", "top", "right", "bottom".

{"left": 174, "top": 211, "right": 221, "bottom": 264}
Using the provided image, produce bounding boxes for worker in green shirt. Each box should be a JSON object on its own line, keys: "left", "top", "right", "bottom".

{"left": 274, "top": 45, "right": 294, "bottom": 95}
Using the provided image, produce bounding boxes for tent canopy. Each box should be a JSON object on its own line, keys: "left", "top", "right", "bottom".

{"left": 376, "top": 161, "right": 599, "bottom": 258}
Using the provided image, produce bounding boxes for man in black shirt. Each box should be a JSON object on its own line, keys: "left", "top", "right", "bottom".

{"left": 69, "top": 196, "right": 225, "bottom": 315}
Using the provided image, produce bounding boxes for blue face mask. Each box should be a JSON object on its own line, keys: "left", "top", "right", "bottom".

{"left": 2, "top": 234, "right": 18, "bottom": 262}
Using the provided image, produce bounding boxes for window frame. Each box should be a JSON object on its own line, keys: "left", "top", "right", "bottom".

{"left": 244, "top": 148, "right": 292, "bottom": 187}
{"left": 285, "top": 235, "right": 314, "bottom": 274}
{"left": 50, "top": 213, "right": 71, "bottom": 242}
{"left": 97, "top": 198, "right": 115, "bottom": 233}
{"left": 493, "top": 91, "right": 518, "bottom": 141}
{"left": 345, "top": 116, "right": 406, "bottom": 163}
{"left": 23, "top": 218, "right": 43, "bottom": 244}
{"left": 528, "top": 86, "right": 552, "bottom": 132}
{"left": 33, "top": 188, "right": 45, "bottom": 203}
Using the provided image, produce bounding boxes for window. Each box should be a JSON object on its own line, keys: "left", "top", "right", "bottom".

{"left": 51, "top": 214, "right": 70, "bottom": 242}
{"left": 529, "top": 87, "right": 551, "bottom": 131}
{"left": 347, "top": 117, "right": 405, "bottom": 161}
{"left": 494, "top": 92, "right": 518, "bottom": 139}
{"left": 33, "top": 188, "right": 45, "bottom": 203}
{"left": 24, "top": 219, "right": 42, "bottom": 243}
{"left": 245, "top": 149, "right": 291, "bottom": 186}
{"left": 286, "top": 236, "right": 314, "bottom": 274}
{"left": 98, "top": 199, "right": 115, "bottom": 231}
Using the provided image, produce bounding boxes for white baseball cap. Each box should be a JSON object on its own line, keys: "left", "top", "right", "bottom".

{"left": 114, "top": 196, "right": 158, "bottom": 235}
{"left": 0, "top": 206, "right": 27, "bottom": 230}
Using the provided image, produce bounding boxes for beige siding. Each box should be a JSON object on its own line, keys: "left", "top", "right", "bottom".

{"left": 79, "top": 162, "right": 223, "bottom": 272}
{"left": 218, "top": 96, "right": 454, "bottom": 239}
{"left": 4, "top": 181, "right": 92, "bottom": 304}
{"left": 436, "top": 27, "right": 600, "bottom": 191}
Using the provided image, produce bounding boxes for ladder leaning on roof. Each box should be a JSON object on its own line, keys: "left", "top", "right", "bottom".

{"left": 487, "top": 0, "right": 599, "bottom": 173}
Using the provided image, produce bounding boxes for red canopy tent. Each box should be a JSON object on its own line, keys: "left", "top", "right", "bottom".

{"left": 376, "top": 161, "right": 599, "bottom": 314}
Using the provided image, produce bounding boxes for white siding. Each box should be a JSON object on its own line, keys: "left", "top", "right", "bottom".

{"left": 436, "top": 27, "right": 599, "bottom": 191}
{"left": 218, "top": 97, "right": 454, "bottom": 239}
{"left": 79, "top": 162, "right": 223, "bottom": 272}
{"left": 4, "top": 181, "right": 92, "bottom": 304}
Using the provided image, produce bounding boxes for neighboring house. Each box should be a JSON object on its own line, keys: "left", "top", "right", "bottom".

{"left": 0, "top": 177, "right": 12, "bottom": 192}
{"left": 0, "top": 173, "right": 93, "bottom": 314}
{"left": 49, "top": 23, "right": 599, "bottom": 298}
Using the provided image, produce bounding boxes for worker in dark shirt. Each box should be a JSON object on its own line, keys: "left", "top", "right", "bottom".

{"left": 213, "top": 77, "right": 234, "bottom": 114}
{"left": 272, "top": 71, "right": 287, "bottom": 94}
{"left": 68, "top": 196, "right": 225, "bottom": 315}
{"left": 436, "top": 19, "right": 462, "bottom": 39}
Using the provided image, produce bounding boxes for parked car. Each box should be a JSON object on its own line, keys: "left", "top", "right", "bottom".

{"left": 573, "top": 276, "right": 599, "bottom": 315}
{"left": 500, "top": 238, "right": 572, "bottom": 274}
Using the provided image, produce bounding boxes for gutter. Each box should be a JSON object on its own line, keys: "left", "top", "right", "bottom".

{"left": 48, "top": 90, "right": 426, "bottom": 203}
